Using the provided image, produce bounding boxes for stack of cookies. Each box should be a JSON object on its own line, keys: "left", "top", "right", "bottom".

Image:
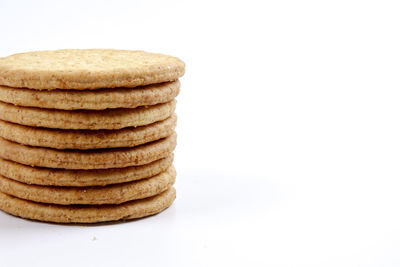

{"left": 0, "top": 49, "right": 185, "bottom": 223}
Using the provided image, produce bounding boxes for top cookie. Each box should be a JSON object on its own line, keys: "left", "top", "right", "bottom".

{"left": 0, "top": 49, "right": 185, "bottom": 90}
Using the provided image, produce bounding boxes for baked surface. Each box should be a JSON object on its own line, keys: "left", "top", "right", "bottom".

{"left": 0, "top": 49, "right": 185, "bottom": 90}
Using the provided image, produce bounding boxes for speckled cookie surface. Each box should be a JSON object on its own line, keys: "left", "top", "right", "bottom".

{"left": 0, "top": 49, "right": 185, "bottom": 90}
{"left": 0, "top": 133, "right": 176, "bottom": 169}
{"left": 0, "top": 80, "right": 180, "bottom": 110}
{"left": 0, "top": 114, "right": 177, "bottom": 149}
{"left": 0, "top": 186, "right": 176, "bottom": 223}
{"left": 0, "top": 155, "right": 173, "bottom": 187}
{"left": 0, "top": 100, "right": 176, "bottom": 130}
{"left": 0, "top": 166, "right": 176, "bottom": 205}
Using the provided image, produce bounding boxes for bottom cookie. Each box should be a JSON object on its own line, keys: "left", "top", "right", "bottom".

{"left": 0, "top": 187, "right": 176, "bottom": 223}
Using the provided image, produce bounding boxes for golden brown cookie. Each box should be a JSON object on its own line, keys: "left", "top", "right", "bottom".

{"left": 0, "top": 80, "right": 180, "bottom": 110}
{"left": 0, "top": 133, "right": 176, "bottom": 169}
{"left": 0, "top": 155, "right": 173, "bottom": 187}
{"left": 0, "top": 114, "right": 177, "bottom": 150}
{"left": 0, "top": 186, "right": 176, "bottom": 223}
{"left": 0, "top": 166, "right": 176, "bottom": 205}
{"left": 0, "top": 99, "right": 176, "bottom": 130}
{"left": 0, "top": 49, "right": 185, "bottom": 90}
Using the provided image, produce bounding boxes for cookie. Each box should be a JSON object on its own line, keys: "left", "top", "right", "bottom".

{"left": 0, "top": 80, "right": 180, "bottom": 110}
{"left": 0, "top": 99, "right": 176, "bottom": 130}
{"left": 0, "top": 114, "right": 177, "bottom": 150}
{"left": 0, "top": 133, "right": 177, "bottom": 169}
{"left": 0, "top": 186, "right": 176, "bottom": 223}
{"left": 0, "top": 155, "right": 173, "bottom": 187}
{"left": 0, "top": 166, "right": 175, "bottom": 205}
{"left": 0, "top": 49, "right": 185, "bottom": 90}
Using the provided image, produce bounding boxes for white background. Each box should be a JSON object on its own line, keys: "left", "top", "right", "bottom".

{"left": 1, "top": 0, "right": 400, "bottom": 266}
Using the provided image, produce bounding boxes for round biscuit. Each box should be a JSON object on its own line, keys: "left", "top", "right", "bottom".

{"left": 0, "top": 80, "right": 180, "bottom": 110}
{"left": 0, "top": 155, "right": 173, "bottom": 187}
{"left": 0, "top": 114, "right": 177, "bottom": 149}
{"left": 0, "top": 187, "right": 176, "bottom": 223}
{"left": 0, "top": 133, "right": 177, "bottom": 169}
{"left": 0, "top": 166, "right": 176, "bottom": 205}
{"left": 0, "top": 100, "right": 176, "bottom": 130}
{"left": 0, "top": 49, "right": 185, "bottom": 90}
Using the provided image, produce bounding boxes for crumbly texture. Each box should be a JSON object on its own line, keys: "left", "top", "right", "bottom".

{"left": 0, "top": 80, "right": 180, "bottom": 110}
{"left": 0, "top": 187, "right": 176, "bottom": 223}
{"left": 0, "top": 155, "right": 173, "bottom": 187}
{"left": 0, "top": 50, "right": 185, "bottom": 90}
{"left": 0, "top": 166, "right": 175, "bottom": 205}
{"left": 0, "top": 133, "right": 176, "bottom": 169}
{"left": 0, "top": 99, "right": 176, "bottom": 130}
{"left": 0, "top": 114, "right": 177, "bottom": 150}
